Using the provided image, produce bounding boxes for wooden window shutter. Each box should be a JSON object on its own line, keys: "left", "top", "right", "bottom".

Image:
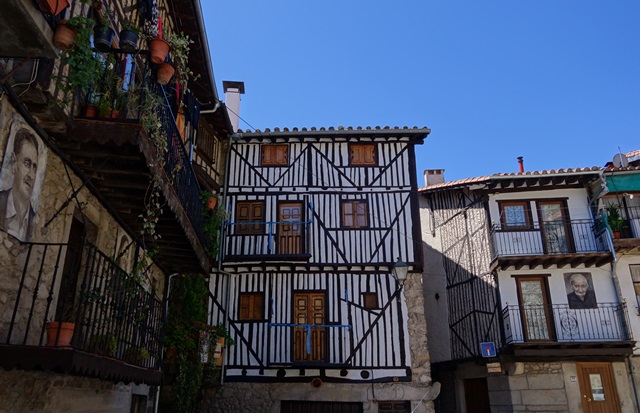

{"left": 262, "top": 144, "right": 288, "bottom": 166}
{"left": 349, "top": 144, "right": 376, "bottom": 165}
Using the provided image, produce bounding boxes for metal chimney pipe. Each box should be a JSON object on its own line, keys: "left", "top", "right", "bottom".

{"left": 517, "top": 156, "right": 524, "bottom": 173}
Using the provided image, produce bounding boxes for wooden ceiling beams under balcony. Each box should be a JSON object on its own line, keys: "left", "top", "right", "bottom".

{"left": 58, "top": 118, "right": 211, "bottom": 275}
{"left": 492, "top": 252, "right": 613, "bottom": 271}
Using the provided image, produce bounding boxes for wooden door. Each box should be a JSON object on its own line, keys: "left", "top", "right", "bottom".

{"left": 278, "top": 202, "right": 303, "bottom": 254}
{"left": 516, "top": 277, "right": 554, "bottom": 341}
{"left": 55, "top": 217, "right": 85, "bottom": 321}
{"left": 576, "top": 363, "right": 620, "bottom": 413}
{"left": 537, "top": 200, "right": 572, "bottom": 253}
{"left": 293, "top": 292, "right": 326, "bottom": 362}
{"left": 463, "top": 378, "right": 490, "bottom": 413}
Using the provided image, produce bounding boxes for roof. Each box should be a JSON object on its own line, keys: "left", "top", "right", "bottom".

{"left": 234, "top": 126, "right": 431, "bottom": 143}
{"left": 419, "top": 167, "right": 603, "bottom": 193}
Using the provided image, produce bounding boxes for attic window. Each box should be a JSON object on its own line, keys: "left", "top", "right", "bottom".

{"left": 261, "top": 144, "right": 288, "bottom": 166}
{"left": 349, "top": 143, "right": 376, "bottom": 166}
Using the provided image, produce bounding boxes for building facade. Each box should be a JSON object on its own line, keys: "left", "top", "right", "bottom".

{"left": 420, "top": 168, "right": 638, "bottom": 413}
{"left": 205, "top": 127, "right": 440, "bottom": 413}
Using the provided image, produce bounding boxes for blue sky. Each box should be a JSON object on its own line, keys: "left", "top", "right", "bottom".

{"left": 202, "top": 1, "right": 640, "bottom": 183}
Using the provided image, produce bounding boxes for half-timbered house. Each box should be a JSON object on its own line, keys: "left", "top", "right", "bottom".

{"left": 420, "top": 166, "right": 638, "bottom": 413}
{"left": 207, "top": 126, "right": 440, "bottom": 413}
{"left": 0, "top": 0, "right": 230, "bottom": 411}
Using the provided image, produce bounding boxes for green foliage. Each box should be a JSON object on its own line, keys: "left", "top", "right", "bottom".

{"left": 89, "top": 333, "right": 117, "bottom": 356}
{"left": 121, "top": 18, "right": 141, "bottom": 35}
{"left": 200, "top": 191, "right": 228, "bottom": 258}
{"left": 606, "top": 204, "right": 627, "bottom": 232}
{"left": 140, "top": 178, "right": 164, "bottom": 241}
{"left": 166, "top": 31, "right": 199, "bottom": 96}
{"left": 123, "top": 345, "right": 150, "bottom": 364}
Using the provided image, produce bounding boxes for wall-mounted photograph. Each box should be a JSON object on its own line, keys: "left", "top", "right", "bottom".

{"left": 0, "top": 114, "right": 47, "bottom": 242}
{"left": 564, "top": 272, "right": 598, "bottom": 309}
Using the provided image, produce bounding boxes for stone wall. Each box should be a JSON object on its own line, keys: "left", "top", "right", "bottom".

{"left": 0, "top": 369, "right": 149, "bottom": 413}
{"left": 202, "top": 272, "right": 439, "bottom": 413}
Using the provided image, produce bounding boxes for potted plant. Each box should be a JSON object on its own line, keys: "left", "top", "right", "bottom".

{"left": 200, "top": 191, "right": 228, "bottom": 258}
{"left": 45, "top": 301, "right": 77, "bottom": 347}
{"left": 93, "top": 24, "right": 115, "bottom": 52}
{"left": 166, "top": 31, "right": 198, "bottom": 94}
{"left": 147, "top": 27, "right": 170, "bottom": 64}
{"left": 53, "top": 19, "right": 77, "bottom": 50}
{"left": 156, "top": 62, "right": 175, "bottom": 85}
{"left": 123, "top": 345, "right": 150, "bottom": 365}
{"left": 119, "top": 19, "right": 141, "bottom": 53}
{"left": 606, "top": 205, "right": 627, "bottom": 238}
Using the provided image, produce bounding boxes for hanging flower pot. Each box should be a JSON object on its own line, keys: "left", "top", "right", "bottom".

{"left": 93, "top": 24, "right": 115, "bottom": 52}
{"left": 156, "top": 62, "right": 175, "bottom": 85}
{"left": 53, "top": 20, "right": 76, "bottom": 50}
{"left": 37, "top": 0, "right": 70, "bottom": 16}
{"left": 148, "top": 37, "right": 170, "bottom": 64}
{"left": 207, "top": 196, "right": 218, "bottom": 210}
{"left": 119, "top": 29, "right": 139, "bottom": 53}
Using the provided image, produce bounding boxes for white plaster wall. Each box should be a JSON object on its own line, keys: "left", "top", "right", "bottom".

{"left": 614, "top": 254, "right": 640, "bottom": 354}
{"left": 419, "top": 197, "right": 451, "bottom": 363}
{"left": 489, "top": 188, "right": 594, "bottom": 224}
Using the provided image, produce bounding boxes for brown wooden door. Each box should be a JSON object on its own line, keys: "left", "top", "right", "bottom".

{"left": 463, "top": 378, "right": 490, "bottom": 413}
{"left": 278, "top": 202, "right": 303, "bottom": 254}
{"left": 537, "top": 200, "right": 573, "bottom": 253}
{"left": 576, "top": 362, "right": 620, "bottom": 413}
{"left": 515, "top": 276, "right": 554, "bottom": 341}
{"left": 293, "top": 292, "right": 326, "bottom": 362}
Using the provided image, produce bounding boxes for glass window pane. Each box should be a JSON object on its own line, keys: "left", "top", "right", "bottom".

{"left": 504, "top": 205, "right": 526, "bottom": 226}
{"left": 589, "top": 374, "right": 605, "bottom": 401}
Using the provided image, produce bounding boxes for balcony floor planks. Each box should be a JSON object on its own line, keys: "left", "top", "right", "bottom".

{"left": 491, "top": 252, "right": 612, "bottom": 271}
{"left": 506, "top": 340, "right": 634, "bottom": 359}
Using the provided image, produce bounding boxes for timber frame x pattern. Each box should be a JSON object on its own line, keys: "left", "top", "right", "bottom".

{"left": 210, "top": 126, "right": 430, "bottom": 383}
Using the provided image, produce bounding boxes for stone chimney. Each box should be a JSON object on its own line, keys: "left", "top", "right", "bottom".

{"left": 424, "top": 169, "right": 445, "bottom": 187}
{"left": 223, "top": 81, "right": 245, "bottom": 132}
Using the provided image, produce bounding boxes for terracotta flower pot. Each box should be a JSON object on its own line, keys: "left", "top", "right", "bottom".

{"left": 37, "top": 0, "right": 70, "bottom": 16}
{"left": 207, "top": 196, "right": 218, "bottom": 210}
{"left": 148, "top": 38, "right": 170, "bottom": 64}
{"left": 53, "top": 20, "right": 77, "bottom": 50}
{"left": 156, "top": 62, "right": 175, "bottom": 85}
{"left": 84, "top": 105, "right": 98, "bottom": 117}
{"left": 110, "top": 110, "right": 120, "bottom": 119}
{"left": 45, "top": 321, "right": 75, "bottom": 346}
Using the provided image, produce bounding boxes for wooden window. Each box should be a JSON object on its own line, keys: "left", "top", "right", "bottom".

{"left": 499, "top": 201, "right": 532, "bottom": 229}
{"left": 341, "top": 200, "right": 369, "bottom": 228}
{"left": 631, "top": 265, "right": 640, "bottom": 301}
{"left": 235, "top": 201, "right": 265, "bottom": 234}
{"left": 261, "top": 144, "right": 288, "bottom": 166}
{"left": 362, "top": 293, "right": 378, "bottom": 310}
{"left": 349, "top": 143, "right": 376, "bottom": 165}
{"left": 239, "top": 292, "right": 265, "bottom": 320}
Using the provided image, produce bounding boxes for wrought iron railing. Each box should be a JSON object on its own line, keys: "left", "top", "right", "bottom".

{"left": 502, "top": 303, "right": 631, "bottom": 345}
{"left": 619, "top": 205, "right": 640, "bottom": 239}
{"left": 223, "top": 220, "right": 312, "bottom": 259}
{"left": 490, "top": 219, "right": 609, "bottom": 259}
{"left": 2, "top": 242, "right": 163, "bottom": 369}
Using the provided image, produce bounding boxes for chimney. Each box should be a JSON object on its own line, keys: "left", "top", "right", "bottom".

{"left": 517, "top": 156, "right": 524, "bottom": 173}
{"left": 223, "top": 81, "right": 245, "bottom": 132}
{"left": 424, "top": 169, "right": 445, "bottom": 187}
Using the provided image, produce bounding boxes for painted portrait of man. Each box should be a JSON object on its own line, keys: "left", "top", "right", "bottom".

{"left": 564, "top": 272, "right": 598, "bottom": 309}
{"left": 0, "top": 115, "right": 47, "bottom": 242}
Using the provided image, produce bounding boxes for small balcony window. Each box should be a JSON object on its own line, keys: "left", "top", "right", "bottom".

{"left": 261, "top": 144, "right": 288, "bottom": 166}
{"left": 349, "top": 143, "right": 377, "bottom": 166}
{"left": 239, "top": 292, "right": 265, "bottom": 321}
{"left": 341, "top": 200, "right": 369, "bottom": 228}
{"left": 499, "top": 201, "right": 532, "bottom": 229}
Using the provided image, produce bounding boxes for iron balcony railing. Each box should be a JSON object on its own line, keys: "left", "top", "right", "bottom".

{"left": 618, "top": 205, "right": 640, "bottom": 239}
{"left": 223, "top": 220, "right": 312, "bottom": 259}
{"left": 502, "top": 303, "right": 631, "bottom": 345}
{"left": 2, "top": 242, "right": 163, "bottom": 369}
{"left": 490, "top": 219, "right": 609, "bottom": 259}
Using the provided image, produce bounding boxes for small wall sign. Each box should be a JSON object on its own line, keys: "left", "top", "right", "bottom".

{"left": 480, "top": 342, "right": 496, "bottom": 358}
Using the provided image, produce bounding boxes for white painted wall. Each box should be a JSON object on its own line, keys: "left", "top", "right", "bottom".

{"left": 615, "top": 254, "right": 640, "bottom": 354}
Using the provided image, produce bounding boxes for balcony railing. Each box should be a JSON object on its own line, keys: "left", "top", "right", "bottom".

{"left": 618, "top": 205, "right": 640, "bottom": 239}
{"left": 490, "top": 219, "right": 609, "bottom": 259}
{"left": 502, "top": 303, "right": 631, "bottom": 345}
{"left": 2, "top": 242, "right": 163, "bottom": 370}
{"left": 223, "top": 220, "right": 312, "bottom": 259}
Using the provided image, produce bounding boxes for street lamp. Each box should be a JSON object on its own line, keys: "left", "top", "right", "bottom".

{"left": 392, "top": 258, "right": 408, "bottom": 286}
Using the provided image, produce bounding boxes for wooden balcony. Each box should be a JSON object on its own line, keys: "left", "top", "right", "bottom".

{"left": 501, "top": 303, "right": 633, "bottom": 358}
{"left": 489, "top": 219, "right": 612, "bottom": 270}
{"left": 0, "top": 242, "right": 163, "bottom": 385}
{"left": 612, "top": 205, "right": 640, "bottom": 253}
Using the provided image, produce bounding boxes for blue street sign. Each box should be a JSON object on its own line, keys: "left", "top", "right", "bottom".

{"left": 480, "top": 342, "right": 496, "bottom": 358}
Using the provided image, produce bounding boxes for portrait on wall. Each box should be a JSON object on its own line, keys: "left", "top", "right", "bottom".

{"left": 0, "top": 114, "right": 48, "bottom": 242}
{"left": 564, "top": 272, "right": 598, "bottom": 309}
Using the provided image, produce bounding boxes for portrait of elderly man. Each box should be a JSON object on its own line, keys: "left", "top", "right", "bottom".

{"left": 566, "top": 273, "right": 598, "bottom": 309}
{"left": 0, "top": 127, "right": 41, "bottom": 241}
